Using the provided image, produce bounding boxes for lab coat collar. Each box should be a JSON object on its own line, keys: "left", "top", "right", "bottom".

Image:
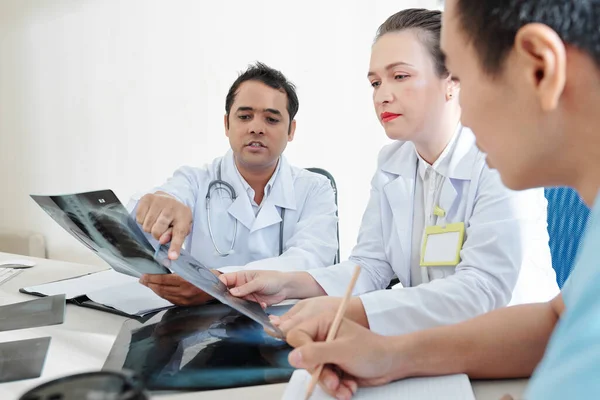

{"left": 265, "top": 155, "right": 297, "bottom": 211}
{"left": 250, "top": 155, "right": 298, "bottom": 233}
{"left": 447, "top": 125, "right": 478, "bottom": 181}
{"left": 380, "top": 124, "right": 477, "bottom": 181}
{"left": 221, "top": 151, "right": 296, "bottom": 232}
{"left": 221, "top": 151, "right": 254, "bottom": 231}
{"left": 436, "top": 126, "right": 480, "bottom": 220}
{"left": 235, "top": 157, "right": 281, "bottom": 205}
{"left": 380, "top": 141, "right": 417, "bottom": 177}
{"left": 416, "top": 123, "right": 461, "bottom": 180}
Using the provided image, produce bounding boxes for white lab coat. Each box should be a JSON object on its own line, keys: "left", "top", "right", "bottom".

{"left": 309, "top": 127, "right": 559, "bottom": 336}
{"left": 129, "top": 151, "right": 338, "bottom": 273}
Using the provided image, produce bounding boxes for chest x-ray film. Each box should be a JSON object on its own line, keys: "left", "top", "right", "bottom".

{"left": 103, "top": 304, "right": 293, "bottom": 391}
{"left": 31, "top": 189, "right": 280, "bottom": 335}
{"left": 0, "top": 337, "right": 51, "bottom": 383}
{"left": 31, "top": 190, "right": 170, "bottom": 277}
{"left": 155, "top": 246, "right": 283, "bottom": 337}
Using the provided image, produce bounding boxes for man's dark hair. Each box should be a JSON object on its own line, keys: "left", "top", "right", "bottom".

{"left": 376, "top": 9, "right": 449, "bottom": 78}
{"left": 455, "top": 0, "right": 600, "bottom": 75}
{"left": 225, "top": 62, "right": 299, "bottom": 131}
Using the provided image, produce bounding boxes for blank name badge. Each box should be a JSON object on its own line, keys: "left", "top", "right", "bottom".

{"left": 420, "top": 222, "right": 465, "bottom": 267}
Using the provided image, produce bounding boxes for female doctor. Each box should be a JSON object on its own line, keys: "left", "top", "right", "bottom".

{"left": 220, "top": 8, "right": 559, "bottom": 336}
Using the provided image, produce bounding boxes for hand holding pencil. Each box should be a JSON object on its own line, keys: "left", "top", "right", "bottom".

{"left": 303, "top": 265, "right": 362, "bottom": 399}
{"left": 285, "top": 266, "right": 404, "bottom": 400}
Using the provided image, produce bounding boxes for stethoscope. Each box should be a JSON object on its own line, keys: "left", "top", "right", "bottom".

{"left": 206, "top": 160, "right": 285, "bottom": 257}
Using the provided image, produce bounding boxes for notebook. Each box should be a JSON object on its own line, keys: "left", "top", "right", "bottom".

{"left": 282, "top": 370, "right": 475, "bottom": 400}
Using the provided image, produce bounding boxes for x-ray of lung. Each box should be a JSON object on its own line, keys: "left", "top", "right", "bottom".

{"left": 103, "top": 304, "right": 294, "bottom": 391}
{"left": 155, "top": 246, "right": 283, "bottom": 336}
{"left": 31, "top": 190, "right": 170, "bottom": 277}
{"left": 32, "top": 189, "right": 280, "bottom": 335}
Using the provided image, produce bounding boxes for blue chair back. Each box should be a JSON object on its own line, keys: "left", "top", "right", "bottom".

{"left": 545, "top": 187, "right": 591, "bottom": 287}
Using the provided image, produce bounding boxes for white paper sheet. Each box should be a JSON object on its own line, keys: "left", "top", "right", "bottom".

{"left": 282, "top": 370, "right": 475, "bottom": 400}
{"left": 22, "top": 269, "right": 136, "bottom": 299}
{"left": 22, "top": 269, "right": 173, "bottom": 316}
{"left": 86, "top": 280, "right": 173, "bottom": 316}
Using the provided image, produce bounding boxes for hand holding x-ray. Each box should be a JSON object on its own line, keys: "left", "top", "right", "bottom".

{"left": 155, "top": 246, "right": 284, "bottom": 338}
{"left": 31, "top": 189, "right": 284, "bottom": 337}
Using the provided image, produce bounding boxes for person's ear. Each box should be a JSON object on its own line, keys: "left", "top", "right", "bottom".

{"left": 514, "top": 23, "right": 567, "bottom": 111}
{"left": 445, "top": 75, "right": 460, "bottom": 101}
{"left": 287, "top": 120, "right": 297, "bottom": 142}
{"left": 224, "top": 114, "right": 229, "bottom": 137}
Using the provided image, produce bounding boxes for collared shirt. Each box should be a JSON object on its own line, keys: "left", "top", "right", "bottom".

{"left": 234, "top": 159, "right": 281, "bottom": 216}
{"left": 409, "top": 128, "right": 461, "bottom": 286}
{"left": 129, "top": 150, "right": 338, "bottom": 272}
{"left": 525, "top": 190, "right": 600, "bottom": 399}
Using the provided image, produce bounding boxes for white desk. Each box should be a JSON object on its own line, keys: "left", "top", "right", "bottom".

{"left": 0, "top": 252, "right": 528, "bottom": 400}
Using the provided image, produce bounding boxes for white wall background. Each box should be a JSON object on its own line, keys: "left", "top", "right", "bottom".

{"left": 0, "top": 0, "right": 442, "bottom": 267}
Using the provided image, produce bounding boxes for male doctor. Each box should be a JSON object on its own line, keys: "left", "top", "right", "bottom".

{"left": 132, "top": 62, "right": 338, "bottom": 306}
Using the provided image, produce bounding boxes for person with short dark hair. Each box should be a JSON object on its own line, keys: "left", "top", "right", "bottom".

{"left": 130, "top": 62, "right": 338, "bottom": 306}
{"left": 282, "top": 2, "right": 600, "bottom": 399}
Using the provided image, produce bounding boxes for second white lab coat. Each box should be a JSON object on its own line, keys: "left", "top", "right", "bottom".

{"left": 130, "top": 151, "right": 338, "bottom": 273}
{"left": 309, "top": 127, "right": 559, "bottom": 336}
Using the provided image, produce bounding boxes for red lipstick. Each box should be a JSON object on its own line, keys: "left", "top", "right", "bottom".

{"left": 381, "top": 112, "right": 401, "bottom": 123}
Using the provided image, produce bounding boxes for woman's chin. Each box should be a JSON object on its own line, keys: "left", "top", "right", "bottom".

{"left": 383, "top": 129, "right": 413, "bottom": 141}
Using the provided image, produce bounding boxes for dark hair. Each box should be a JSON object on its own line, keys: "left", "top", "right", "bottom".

{"left": 455, "top": 0, "right": 600, "bottom": 75}
{"left": 375, "top": 8, "right": 449, "bottom": 78}
{"left": 225, "top": 62, "right": 299, "bottom": 130}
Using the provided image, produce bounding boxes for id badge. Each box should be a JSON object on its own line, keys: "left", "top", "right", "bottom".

{"left": 420, "top": 222, "right": 465, "bottom": 267}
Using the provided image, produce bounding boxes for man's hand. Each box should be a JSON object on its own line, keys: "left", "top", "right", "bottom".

{"left": 140, "top": 271, "right": 221, "bottom": 306}
{"left": 135, "top": 191, "right": 192, "bottom": 260}
{"left": 286, "top": 312, "right": 402, "bottom": 400}
{"left": 271, "top": 296, "right": 369, "bottom": 335}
